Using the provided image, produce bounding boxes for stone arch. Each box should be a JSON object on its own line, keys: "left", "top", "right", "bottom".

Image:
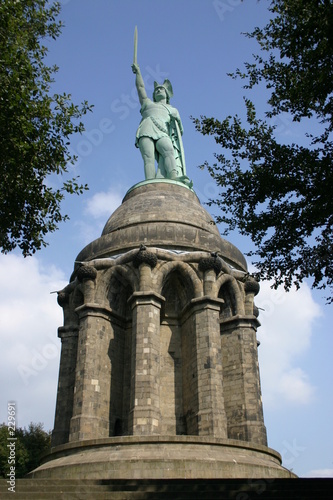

{"left": 100, "top": 265, "right": 137, "bottom": 318}
{"left": 156, "top": 260, "right": 202, "bottom": 300}
{"left": 157, "top": 262, "right": 200, "bottom": 436}
{"left": 91, "top": 265, "right": 136, "bottom": 437}
{"left": 216, "top": 274, "right": 245, "bottom": 319}
{"left": 162, "top": 273, "right": 193, "bottom": 318}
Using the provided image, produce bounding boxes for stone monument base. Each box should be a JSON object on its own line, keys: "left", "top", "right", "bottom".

{"left": 5, "top": 478, "right": 333, "bottom": 499}
{"left": 29, "top": 436, "right": 296, "bottom": 480}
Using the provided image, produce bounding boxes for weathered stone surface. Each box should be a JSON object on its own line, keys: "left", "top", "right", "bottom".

{"left": 132, "top": 246, "right": 158, "bottom": 268}
{"left": 220, "top": 316, "right": 267, "bottom": 446}
{"left": 76, "top": 181, "right": 247, "bottom": 271}
{"left": 30, "top": 436, "right": 296, "bottom": 480}
{"left": 43, "top": 179, "right": 294, "bottom": 480}
{"left": 4, "top": 477, "right": 332, "bottom": 499}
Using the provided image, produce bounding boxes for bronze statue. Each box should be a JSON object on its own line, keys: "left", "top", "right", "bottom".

{"left": 132, "top": 27, "right": 189, "bottom": 184}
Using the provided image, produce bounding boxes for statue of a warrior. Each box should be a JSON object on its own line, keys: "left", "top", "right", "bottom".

{"left": 132, "top": 28, "right": 189, "bottom": 185}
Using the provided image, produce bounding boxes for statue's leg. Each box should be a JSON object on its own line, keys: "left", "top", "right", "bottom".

{"left": 138, "top": 137, "right": 156, "bottom": 179}
{"left": 156, "top": 137, "right": 178, "bottom": 179}
{"left": 156, "top": 155, "right": 167, "bottom": 178}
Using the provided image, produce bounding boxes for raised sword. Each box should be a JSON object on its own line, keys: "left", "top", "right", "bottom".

{"left": 133, "top": 26, "right": 138, "bottom": 65}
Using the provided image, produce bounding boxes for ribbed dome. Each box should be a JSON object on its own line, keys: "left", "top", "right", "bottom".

{"left": 76, "top": 180, "right": 247, "bottom": 271}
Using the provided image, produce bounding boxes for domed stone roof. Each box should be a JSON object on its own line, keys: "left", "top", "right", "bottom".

{"left": 76, "top": 180, "right": 247, "bottom": 271}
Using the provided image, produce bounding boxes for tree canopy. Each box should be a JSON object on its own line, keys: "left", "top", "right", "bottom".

{"left": 193, "top": 0, "right": 333, "bottom": 302}
{"left": 0, "top": 0, "right": 92, "bottom": 256}
{"left": 0, "top": 422, "right": 51, "bottom": 478}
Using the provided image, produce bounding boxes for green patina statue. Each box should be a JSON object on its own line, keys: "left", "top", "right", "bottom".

{"left": 132, "top": 28, "right": 191, "bottom": 186}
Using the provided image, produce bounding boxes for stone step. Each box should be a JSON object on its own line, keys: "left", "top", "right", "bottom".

{"left": 1, "top": 478, "right": 332, "bottom": 499}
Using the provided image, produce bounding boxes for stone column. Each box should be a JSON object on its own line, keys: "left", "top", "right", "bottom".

{"left": 69, "top": 304, "right": 113, "bottom": 442}
{"left": 220, "top": 315, "right": 267, "bottom": 446}
{"left": 244, "top": 277, "right": 260, "bottom": 316}
{"left": 191, "top": 296, "right": 228, "bottom": 438}
{"left": 51, "top": 325, "right": 79, "bottom": 447}
{"left": 128, "top": 291, "right": 165, "bottom": 435}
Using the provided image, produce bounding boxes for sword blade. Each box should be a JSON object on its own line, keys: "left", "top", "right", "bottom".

{"left": 133, "top": 26, "right": 138, "bottom": 65}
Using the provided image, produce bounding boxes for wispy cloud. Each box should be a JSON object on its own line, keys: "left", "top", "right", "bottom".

{"left": 72, "top": 187, "right": 126, "bottom": 246}
{"left": 256, "top": 277, "right": 322, "bottom": 407}
{"left": 304, "top": 469, "right": 333, "bottom": 478}
{"left": 84, "top": 187, "right": 124, "bottom": 220}
{"left": 0, "top": 255, "right": 66, "bottom": 429}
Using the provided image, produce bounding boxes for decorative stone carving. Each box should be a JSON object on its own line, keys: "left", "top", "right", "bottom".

{"left": 76, "top": 265, "right": 97, "bottom": 283}
{"left": 198, "top": 253, "right": 223, "bottom": 275}
{"left": 57, "top": 291, "right": 69, "bottom": 307}
{"left": 133, "top": 245, "right": 158, "bottom": 268}
{"left": 244, "top": 277, "right": 260, "bottom": 296}
{"left": 253, "top": 304, "right": 260, "bottom": 318}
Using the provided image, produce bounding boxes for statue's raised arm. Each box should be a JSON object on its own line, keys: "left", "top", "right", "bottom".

{"left": 132, "top": 63, "right": 147, "bottom": 105}
{"left": 131, "top": 27, "right": 191, "bottom": 186}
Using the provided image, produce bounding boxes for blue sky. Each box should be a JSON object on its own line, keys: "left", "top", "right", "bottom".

{"left": 0, "top": 0, "right": 332, "bottom": 478}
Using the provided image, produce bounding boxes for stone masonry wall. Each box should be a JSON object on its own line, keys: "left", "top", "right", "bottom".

{"left": 220, "top": 317, "right": 267, "bottom": 446}
{"left": 53, "top": 248, "right": 266, "bottom": 449}
{"left": 69, "top": 305, "right": 113, "bottom": 441}
{"left": 51, "top": 326, "right": 78, "bottom": 447}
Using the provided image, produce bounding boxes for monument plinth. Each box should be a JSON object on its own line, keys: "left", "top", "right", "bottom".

{"left": 30, "top": 181, "right": 295, "bottom": 479}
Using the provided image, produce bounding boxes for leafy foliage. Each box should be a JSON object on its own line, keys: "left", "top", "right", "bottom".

{"left": 0, "top": 0, "right": 92, "bottom": 256}
{"left": 193, "top": 0, "right": 333, "bottom": 301}
{"left": 0, "top": 423, "right": 51, "bottom": 478}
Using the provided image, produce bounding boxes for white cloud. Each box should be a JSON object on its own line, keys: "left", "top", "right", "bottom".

{"left": 74, "top": 187, "right": 126, "bottom": 245}
{"left": 74, "top": 219, "right": 104, "bottom": 246}
{"left": 0, "top": 254, "right": 66, "bottom": 430}
{"left": 256, "top": 279, "right": 322, "bottom": 407}
{"left": 304, "top": 469, "right": 333, "bottom": 478}
{"left": 278, "top": 368, "right": 314, "bottom": 404}
{"left": 85, "top": 187, "right": 124, "bottom": 219}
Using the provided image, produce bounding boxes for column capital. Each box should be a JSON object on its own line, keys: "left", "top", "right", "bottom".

{"left": 75, "top": 302, "right": 112, "bottom": 320}
{"left": 179, "top": 296, "right": 224, "bottom": 323}
{"left": 191, "top": 295, "right": 225, "bottom": 308}
{"left": 58, "top": 325, "right": 79, "bottom": 339}
{"left": 220, "top": 314, "right": 261, "bottom": 332}
{"left": 128, "top": 291, "right": 165, "bottom": 309}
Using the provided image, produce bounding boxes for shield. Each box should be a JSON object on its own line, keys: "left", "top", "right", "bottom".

{"left": 170, "top": 117, "right": 186, "bottom": 177}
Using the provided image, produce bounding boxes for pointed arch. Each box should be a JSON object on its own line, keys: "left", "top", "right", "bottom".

{"left": 216, "top": 274, "right": 245, "bottom": 318}
{"left": 93, "top": 264, "right": 137, "bottom": 316}
{"left": 157, "top": 261, "right": 201, "bottom": 436}
{"left": 156, "top": 260, "right": 203, "bottom": 300}
{"left": 106, "top": 266, "right": 135, "bottom": 319}
{"left": 96, "top": 265, "right": 136, "bottom": 437}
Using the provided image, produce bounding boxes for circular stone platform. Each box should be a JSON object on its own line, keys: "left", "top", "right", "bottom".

{"left": 75, "top": 180, "right": 247, "bottom": 271}
{"left": 30, "top": 436, "right": 296, "bottom": 480}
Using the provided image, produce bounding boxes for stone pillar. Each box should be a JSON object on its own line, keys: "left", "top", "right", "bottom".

{"left": 129, "top": 291, "right": 164, "bottom": 435}
{"left": 220, "top": 315, "right": 267, "bottom": 446}
{"left": 51, "top": 325, "right": 79, "bottom": 447}
{"left": 69, "top": 304, "right": 113, "bottom": 441}
{"left": 191, "top": 296, "right": 228, "bottom": 438}
{"left": 244, "top": 277, "right": 260, "bottom": 316}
